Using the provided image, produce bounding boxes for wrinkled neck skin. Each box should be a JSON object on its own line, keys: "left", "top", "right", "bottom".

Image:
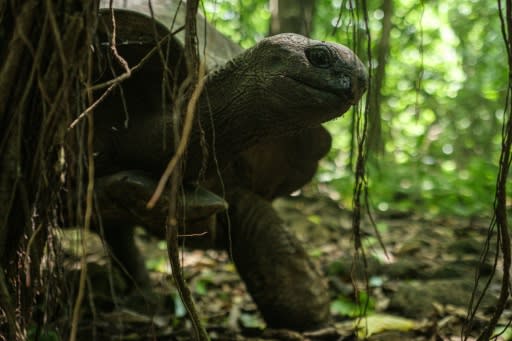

{"left": 185, "top": 60, "right": 267, "bottom": 180}
{"left": 185, "top": 58, "right": 306, "bottom": 181}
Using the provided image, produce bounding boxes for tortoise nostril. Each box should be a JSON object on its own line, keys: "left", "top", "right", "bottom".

{"left": 352, "top": 71, "right": 368, "bottom": 97}
{"left": 339, "top": 75, "right": 351, "bottom": 90}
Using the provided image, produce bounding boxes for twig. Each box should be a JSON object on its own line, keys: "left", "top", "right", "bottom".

{"left": 90, "top": 27, "right": 184, "bottom": 91}
{"left": 69, "top": 55, "right": 96, "bottom": 341}
{"left": 160, "top": 1, "right": 209, "bottom": 340}
{"left": 109, "top": 5, "right": 130, "bottom": 76}
{"left": 178, "top": 231, "right": 208, "bottom": 238}
{"left": 146, "top": 62, "right": 206, "bottom": 209}
{"left": 68, "top": 4, "right": 184, "bottom": 130}
{"left": 68, "top": 83, "right": 116, "bottom": 130}
{"left": 68, "top": 26, "right": 185, "bottom": 130}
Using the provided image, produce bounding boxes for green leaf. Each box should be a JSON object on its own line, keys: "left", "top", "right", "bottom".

{"left": 331, "top": 292, "right": 374, "bottom": 318}
{"left": 307, "top": 214, "right": 322, "bottom": 225}
{"left": 195, "top": 279, "right": 209, "bottom": 295}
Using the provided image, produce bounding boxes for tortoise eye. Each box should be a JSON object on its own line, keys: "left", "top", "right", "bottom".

{"left": 305, "top": 45, "right": 333, "bottom": 68}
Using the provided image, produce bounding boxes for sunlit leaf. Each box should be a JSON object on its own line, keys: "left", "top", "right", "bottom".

{"left": 354, "top": 314, "right": 419, "bottom": 338}
{"left": 307, "top": 214, "right": 322, "bottom": 225}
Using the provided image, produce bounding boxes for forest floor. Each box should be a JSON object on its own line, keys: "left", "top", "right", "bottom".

{"left": 60, "top": 191, "right": 510, "bottom": 341}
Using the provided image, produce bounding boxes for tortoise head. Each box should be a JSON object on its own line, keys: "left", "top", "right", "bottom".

{"left": 209, "top": 33, "right": 368, "bottom": 131}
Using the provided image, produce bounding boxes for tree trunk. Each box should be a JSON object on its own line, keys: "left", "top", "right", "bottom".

{"left": 269, "top": 0, "right": 315, "bottom": 36}
{"left": 368, "top": 0, "right": 392, "bottom": 153}
{"left": 0, "top": 2, "right": 98, "bottom": 339}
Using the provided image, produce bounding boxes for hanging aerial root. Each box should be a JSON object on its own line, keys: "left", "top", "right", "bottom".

{"left": 464, "top": 0, "right": 512, "bottom": 340}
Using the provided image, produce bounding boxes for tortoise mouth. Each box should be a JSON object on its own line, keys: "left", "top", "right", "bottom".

{"left": 286, "top": 76, "right": 355, "bottom": 106}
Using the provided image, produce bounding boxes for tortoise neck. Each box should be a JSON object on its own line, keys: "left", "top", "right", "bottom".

{"left": 184, "top": 62, "right": 270, "bottom": 180}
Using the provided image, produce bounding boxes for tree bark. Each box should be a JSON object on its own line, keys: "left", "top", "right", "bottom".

{"left": 368, "top": 0, "right": 392, "bottom": 153}
{"left": 269, "top": 0, "right": 315, "bottom": 36}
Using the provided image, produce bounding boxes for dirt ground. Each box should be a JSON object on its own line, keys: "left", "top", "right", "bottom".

{"left": 58, "top": 190, "right": 509, "bottom": 341}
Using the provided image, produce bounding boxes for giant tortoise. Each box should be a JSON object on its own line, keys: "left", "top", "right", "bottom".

{"left": 90, "top": 1, "right": 367, "bottom": 331}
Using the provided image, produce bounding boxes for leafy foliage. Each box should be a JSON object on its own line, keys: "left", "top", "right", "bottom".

{"left": 202, "top": 0, "right": 269, "bottom": 47}
{"left": 202, "top": 0, "right": 508, "bottom": 217}
{"left": 321, "top": 1, "right": 507, "bottom": 217}
{"left": 331, "top": 291, "right": 375, "bottom": 317}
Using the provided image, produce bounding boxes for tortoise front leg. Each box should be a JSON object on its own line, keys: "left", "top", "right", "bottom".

{"left": 221, "top": 189, "right": 330, "bottom": 331}
{"left": 99, "top": 222, "right": 152, "bottom": 289}
{"left": 93, "top": 172, "right": 160, "bottom": 289}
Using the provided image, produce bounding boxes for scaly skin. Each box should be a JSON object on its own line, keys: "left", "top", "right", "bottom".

{"left": 219, "top": 188, "right": 330, "bottom": 330}
{"left": 90, "top": 9, "right": 367, "bottom": 331}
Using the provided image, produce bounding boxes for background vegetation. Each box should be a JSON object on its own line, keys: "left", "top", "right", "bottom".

{"left": 1, "top": 1, "right": 509, "bottom": 339}
{"left": 202, "top": 0, "right": 509, "bottom": 218}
